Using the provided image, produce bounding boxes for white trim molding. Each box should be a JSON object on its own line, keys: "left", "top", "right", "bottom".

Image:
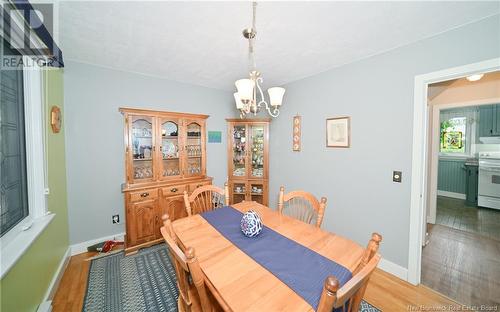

{"left": 38, "top": 247, "right": 71, "bottom": 312}
{"left": 437, "top": 190, "right": 466, "bottom": 200}
{"left": 0, "top": 59, "right": 51, "bottom": 278}
{"left": 377, "top": 258, "right": 408, "bottom": 282}
{"left": 408, "top": 57, "right": 500, "bottom": 286}
{"left": 70, "top": 232, "right": 125, "bottom": 256}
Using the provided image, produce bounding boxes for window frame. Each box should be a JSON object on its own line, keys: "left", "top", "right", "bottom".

{"left": 0, "top": 56, "right": 52, "bottom": 279}
{"left": 439, "top": 115, "right": 477, "bottom": 158}
{"left": 439, "top": 116, "right": 468, "bottom": 157}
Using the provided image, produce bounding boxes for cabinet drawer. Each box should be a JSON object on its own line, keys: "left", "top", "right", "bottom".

{"left": 161, "top": 185, "right": 186, "bottom": 197}
{"left": 129, "top": 189, "right": 158, "bottom": 202}
{"left": 189, "top": 181, "right": 210, "bottom": 192}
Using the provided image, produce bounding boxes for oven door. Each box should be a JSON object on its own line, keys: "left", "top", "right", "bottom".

{"left": 478, "top": 160, "right": 500, "bottom": 198}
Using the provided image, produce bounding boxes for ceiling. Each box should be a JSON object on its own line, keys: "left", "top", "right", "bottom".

{"left": 58, "top": 1, "right": 499, "bottom": 91}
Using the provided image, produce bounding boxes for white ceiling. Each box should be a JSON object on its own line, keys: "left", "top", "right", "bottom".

{"left": 58, "top": 1, "right": 499, "bottom": 91}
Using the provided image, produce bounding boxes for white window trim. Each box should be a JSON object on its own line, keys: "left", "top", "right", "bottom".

{"left": 439, "top": 116, "right": 478, "bottom": 159}
{"left": 0, "top": 56, "right": 53, "bottom": 279}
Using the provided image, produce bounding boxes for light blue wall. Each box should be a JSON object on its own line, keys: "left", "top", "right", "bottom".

{"left": 437, "top": 159, "right": 466, "bottom": 194}
{"left": 64, "top": 61, "right": 234, "bottom": 244}
{"left": 268, "top": 15, "right": 500, "bottom": 268}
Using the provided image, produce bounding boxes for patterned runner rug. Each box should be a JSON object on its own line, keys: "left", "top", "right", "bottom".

{"left": 83, "top": 243, "right": 381, "bottom": 312}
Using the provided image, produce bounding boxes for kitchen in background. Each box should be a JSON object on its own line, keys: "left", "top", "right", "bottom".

{"left": 421, "top": 72, "right": 500, "bottom": 306}
{"left": 437, "top": 103, "right": 500, "bottom": 240}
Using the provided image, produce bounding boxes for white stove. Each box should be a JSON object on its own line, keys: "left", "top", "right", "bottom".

{"left": 478, "top": 152, "right": 500, "bottom": 210}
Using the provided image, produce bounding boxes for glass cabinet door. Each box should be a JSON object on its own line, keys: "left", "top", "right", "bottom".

{"left": 249, "top": 124, "right": 265, "bottom": 178}
{"left": 184, "top": 121, "right": 203, "bottom": 177}
{"left": 231, "top": 124, "right": 247, "bottom": 178}
{"left": 159, "top": 119, "right": 181, "bottom": 179}
{"left": 249, "top": 182, "right": 265, "bottom": 204}
{"left": 130, "top": 115, "right": 155, "bottom": 182}
{"left": 231, "top": 181, "right": 247, "bottom": 205}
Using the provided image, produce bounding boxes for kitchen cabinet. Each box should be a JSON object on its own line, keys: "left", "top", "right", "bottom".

{"left": 227, "top": 118, "right": 270, "bottom": 206}
{"left": 495, "top": 104, "right": 500, "bottom": 135}
{"left": 120, "top": 108, "right": 212, "bottom": 253}
{"left": 465, "top": 164, "right": 478, "bottom": 207}
{"left": 479, "top": 104, "right": 500, "bottom": 137}
{"left": 479, "top": 105, "right": 494, "bottom": 137}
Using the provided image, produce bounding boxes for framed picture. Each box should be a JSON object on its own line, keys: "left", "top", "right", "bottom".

{"left": 326, "top": 116, "right": 350, "bottom": 148}
{"left": 208, "top": 131, "right": 222, "bottom": 143}
{"left": 292, "top": 115, "right": 301, "bottom": 151}
{"left": 441, "top": 131, "right": 463, "bottom": 150}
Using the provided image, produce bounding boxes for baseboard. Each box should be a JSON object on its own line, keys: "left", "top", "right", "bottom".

{"left": 37, "top": 246, "right": 71, "bottom": 312}
{"left": 70, "top": 232, "right": 125, "bottom": 256}
{"left": 437, "top": 190, "right": 465, "bottom": 200}
{"left": 377, "top": 257, "right": 408, "bottom": 282}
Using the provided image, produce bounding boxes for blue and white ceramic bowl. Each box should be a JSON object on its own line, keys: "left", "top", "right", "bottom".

{"left": 240, "top": 210, "right": 263, "bottom": 238}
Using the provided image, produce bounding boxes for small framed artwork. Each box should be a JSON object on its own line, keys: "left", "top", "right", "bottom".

{"left": 326, "top": 116, "right": 350, "bottom": 148}
{"left": 441, "top": 131, "right": 463, "bottom": 150}
{"left": 208, "top": 131, "right": 222, "bottom": 143}
{"left": 292, "top": 115, "right": 301, "bottom": 151}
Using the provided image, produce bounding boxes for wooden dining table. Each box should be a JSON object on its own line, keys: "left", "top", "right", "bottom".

{"left": 172, "top": 201, "right": 366, "bottom": 311}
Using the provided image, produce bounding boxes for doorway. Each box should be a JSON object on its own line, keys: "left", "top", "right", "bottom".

{"left": 421, "top": 74, "right": 500, "bottom": 305}
{"left": 407, "top": 58, "right": 500, "bottom": 296}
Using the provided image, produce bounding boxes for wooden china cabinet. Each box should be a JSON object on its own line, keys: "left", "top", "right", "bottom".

{"left": 120, "top": 108, "right": 212, "bottom": 253}
{"left": 227, "top": 118, "right": 270, "bottom": 206}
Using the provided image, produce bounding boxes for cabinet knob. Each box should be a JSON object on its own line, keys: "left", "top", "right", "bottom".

{"left": 140, "top": 192, "right": 149, "bottom": 198}
{"left": 170, "top": 188, "right": 178, "bottom": 193}
{"left": 197, "top": 184, "right": 202, "bottom": 188}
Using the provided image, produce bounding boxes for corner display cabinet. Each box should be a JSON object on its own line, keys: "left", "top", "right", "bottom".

{"left": 227, "top": 118, "right": 270, "bottom": 206}
{"left": 120, "top": 108, "right": 212, "bottom": 253}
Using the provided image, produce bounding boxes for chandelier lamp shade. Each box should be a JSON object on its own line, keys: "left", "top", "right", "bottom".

{"left": 233, "top": 2, "right": 285, "bottom": 118}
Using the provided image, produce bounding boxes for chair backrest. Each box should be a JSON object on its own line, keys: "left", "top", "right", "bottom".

{"left": 317, "top": 233, "right": 382, "bottom": 312}
{"left": 160, "top": 214, "right": 211, "bottom": 312}
{"left": 278, "top": 186, "right": 327, "bottom": 227}
{"left": 184, "top": 183, "right": 229, "bottom": 216}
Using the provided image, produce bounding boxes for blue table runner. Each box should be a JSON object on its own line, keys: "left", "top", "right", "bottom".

{"left": 201, "top": 206, "right": 352, "bottom": 310}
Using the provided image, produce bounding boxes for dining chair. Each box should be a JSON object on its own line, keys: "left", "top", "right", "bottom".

{"left": 278, "top": 186, "right": 327, "bottom": 227}
{"left": 160, "top": 214, "right": 212, "bottom": 312}
{"left": 184, "top": 183, "right": 229, "bottom": 216}
{"left": 317, "top": 233, "right": 383, "bottom": 312}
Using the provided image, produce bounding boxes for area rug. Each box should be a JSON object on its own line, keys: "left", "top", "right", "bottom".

{"left": 83, "top": 243, "right": 381, "bottom": 312}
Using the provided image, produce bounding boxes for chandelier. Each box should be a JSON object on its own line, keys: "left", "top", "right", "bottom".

{"left": 234, "top": 2, "right": 285, "bottom": 118}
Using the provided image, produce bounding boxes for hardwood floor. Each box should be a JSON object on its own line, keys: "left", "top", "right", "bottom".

{"left": 421, "top": 223, "right": 500, "bottom": 308}
{"left": 52, "top": 249, "right": 459, "bottom": 312}
{"left": 436, "top": 196, "right": 500, "bottom": 241}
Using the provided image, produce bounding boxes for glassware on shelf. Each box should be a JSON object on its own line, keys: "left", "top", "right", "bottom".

{"left": 134, "top": 165, "right": 153, "bottom": 179}
{"left": 250, "top": 126, "right": 265, "bottom": 177}
{"left": 232, "top": 125, "right": 246, "bottom": 176}
{"left": 160, "top": 120, "right": 181, "bottom": 178}
{"left": 131, "top": 117, "right": 154, "bottom": 180}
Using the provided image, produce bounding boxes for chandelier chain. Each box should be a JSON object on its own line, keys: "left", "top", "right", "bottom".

{"left": 248, "top": 2, "right": 257, "bottom": 72}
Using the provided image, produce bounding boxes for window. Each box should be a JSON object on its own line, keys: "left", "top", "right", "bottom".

{"left": 440, "top": 117, "right": 467, "bottom": 154}
{"left": 1, "top": 39, "right": 29, "bottom": 237}
{"left": 0, "top": 38, "right": 52, "bottom": 278}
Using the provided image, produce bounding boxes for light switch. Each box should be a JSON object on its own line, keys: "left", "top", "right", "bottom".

{"left": 393, "top": 171, "right": 402, "bottom": 183}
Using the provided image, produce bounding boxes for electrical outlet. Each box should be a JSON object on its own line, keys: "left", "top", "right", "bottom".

{"left": 112, "top": 214, "right": 120, "bottom": 224}
{"left": 393, "top": 171, "right": 402, "bottom": 183}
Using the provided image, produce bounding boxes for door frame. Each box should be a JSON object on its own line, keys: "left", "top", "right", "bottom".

{"left": 407, "top": 57, "right": 500, "bottom": 285}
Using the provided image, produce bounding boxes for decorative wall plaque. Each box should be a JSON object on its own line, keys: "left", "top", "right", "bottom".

{"left": 293, "top": 115, "right": 301, "bottom": 151}
{"left": 50, "top": 106, "right": 61, "bottom": 133}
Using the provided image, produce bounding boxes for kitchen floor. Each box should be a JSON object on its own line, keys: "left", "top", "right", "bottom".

{"left": 436, "top": 196, "right": 500, "bottom": 241}
{"left": 421, "top": 224, "right": 500, "bottom": 308}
